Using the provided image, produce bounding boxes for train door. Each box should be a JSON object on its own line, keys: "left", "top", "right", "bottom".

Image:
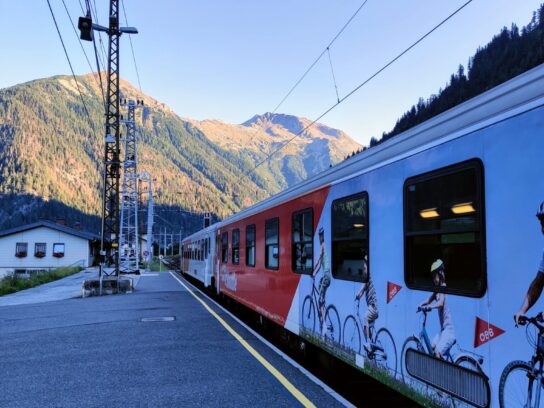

{"left": 214, "top": 232, "right": 221, "bottom": 294}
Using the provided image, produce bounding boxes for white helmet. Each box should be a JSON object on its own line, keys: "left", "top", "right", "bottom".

{"left": 430, "top": 259, "right": 444, "bottom": 274}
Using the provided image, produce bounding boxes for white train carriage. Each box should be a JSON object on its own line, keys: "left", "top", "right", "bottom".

{"left": 180, "top": 225, "right": 216, "bottom": 289}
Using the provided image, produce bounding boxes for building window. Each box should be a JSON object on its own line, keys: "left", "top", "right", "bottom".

{"left": 53, "top": 243, "right": 65, "bottom": 258}
{"left": 246, "top": 224, "right": 256, "bottom": 267}
{"left": 265, "top": 218, "right": 279, "bottom": 270}
{"left": 404, "top": 159, "right": 486, "bottom": 297}
{"left": 292, "top": 208, "right": 313, "bottom": 274}
{"left": 35, "top": 243, "right": 46, "bottom": 258}
{"left": 232, "top": 229, "right": 240, "bottom": 264}
{"left": 15, "top": 242, "right": 28, "bottom": 258}
{"left": 221, "top": 232, "right": 228, "bottom": 263}
{"left": 332, "top": 192, "right": 369, "bottom": 282}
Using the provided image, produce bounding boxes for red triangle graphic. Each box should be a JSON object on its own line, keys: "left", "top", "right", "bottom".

{"left": 474, "top": 316, "right": 505, "bottom": 348}
{"left": 387, "top": 281, "right": 402, "bottom": 304}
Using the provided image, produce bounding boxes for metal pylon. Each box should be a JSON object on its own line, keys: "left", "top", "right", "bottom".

{"left": 119, "top": 99, "right": 141, "bottom": 274}
{"left": 138, "top": 171, "right": 154, "bottom": 264}
{"left": 99, "top": 0, "right": 122, "bottom": 278}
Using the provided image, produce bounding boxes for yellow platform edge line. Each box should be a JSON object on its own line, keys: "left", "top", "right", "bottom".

{"left": 169, "top": 272, "right": 316, "bottom": 408}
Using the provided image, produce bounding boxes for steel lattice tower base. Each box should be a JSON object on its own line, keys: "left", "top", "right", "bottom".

{"left": 119, "top": 99, "right": 141, "bottom": 274}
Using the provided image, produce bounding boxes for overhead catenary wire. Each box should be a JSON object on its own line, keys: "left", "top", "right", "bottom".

{"left": 239, "top": 0, "right": 474, "bottom": 183}
{"left": 270, "top": 0, "right": 370, "bottom": 115}
{"left": 326, "top": 47, "right": 340, "bottom": 103}
{"left": 232, "top": 0, "right": 371, "bottom": 205}
{"left": 46, "top": 0, "right": 95, "bottom": 135}
{"left": 89, "top": 0, "right": 108, "bottom": 70}
{"left": 121, "top": 0, "right": 143, "bottom": 92}
{"left": 60, "top": 0, "right": 106, "bottom": 108}
{"left": 82, "top": 0, "right": 107, "bottom": 110}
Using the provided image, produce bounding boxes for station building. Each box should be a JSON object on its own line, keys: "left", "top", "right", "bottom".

{"left": 0, "top": 221, "right": 100, "bottom": 279}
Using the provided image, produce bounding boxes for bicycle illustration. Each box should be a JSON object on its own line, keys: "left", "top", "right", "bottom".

{"left": 499, "top": 314, "right": 544, "bottom": 408}
{"left": 401, "top": 307, "right": 485, "bottom": 390}
{"left": 342, "top": 298, "right": 397, "bottom": 376}
{"left": 301, "top": 275, "right": 341, "bottom": 343}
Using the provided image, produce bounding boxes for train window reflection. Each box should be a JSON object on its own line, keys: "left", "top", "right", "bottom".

{"left": 246, "top": 225, "right": 256, "bottom": 267}
{"left": 265, "top": 218, "right": 279, "bottom": 270}
{"left": 404, "top": 159, "right": 486, "bottom": 297}
{"left": 292, "top": 208, "right": 313, "bottom": 274}
{"left": 221, "top": 232, "right": 228, "bottom": 264}
{"left": 232, "top": 229, "right": 240, "bottom": 264}
{"left": 331, "top": 192, "right": 369, "bottom": 282}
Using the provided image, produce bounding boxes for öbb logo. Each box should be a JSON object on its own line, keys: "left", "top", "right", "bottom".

{"left": 474, "top": 317, "right": 505, "bottom": 348}
{"left": 386, "top": 281, "right": 402, "bottom": 304}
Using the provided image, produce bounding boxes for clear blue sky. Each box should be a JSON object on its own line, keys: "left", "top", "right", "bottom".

{"left": 0, "top": 0, "right": 542, "bottom": 145}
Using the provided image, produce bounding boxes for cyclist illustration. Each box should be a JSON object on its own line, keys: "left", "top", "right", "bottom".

{"left": 302, "top": 226, "right": 340, "bottom": 342}
{"left": 313, "top": 227, "right": 331, "bottom": 336}
{"left": 418, "top": 259, "right": 456, "bottom": 359}
{"left": 356, "top": 255, "right": 379, "bottom": 354}
{"left": 514, "top": 201, "right": 544, "bottom": 325}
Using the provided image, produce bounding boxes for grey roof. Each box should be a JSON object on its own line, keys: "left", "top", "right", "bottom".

{"left": 0, "top": 221, "right": 100, "bottom": 241}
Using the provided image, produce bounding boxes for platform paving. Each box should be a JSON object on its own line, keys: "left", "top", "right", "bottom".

{"left": 0, "top": 271, "right": 346, "bottom": 407}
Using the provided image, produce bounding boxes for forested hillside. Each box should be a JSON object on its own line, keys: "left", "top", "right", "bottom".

{"left": 0, "top": 75, "right": 359, "bottom": 233}
{"left": 366, "top": 4, "right": 544, "bottom": 148}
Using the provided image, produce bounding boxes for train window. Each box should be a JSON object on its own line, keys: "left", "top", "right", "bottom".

{"left": 232, "top": 229, "right": 240, "bottom": 264}
{"left": 404, "top": 159, "right": 486, "bottom": 297}
{"left": 221, "top": 232, "right": 228, "bottom": 263}
{"left": 292, "top": 208, "right": 313, "bottom": 274}
{"left": 331, "top": 192, "right": 369, "bottom": 282}
{"left": 265, "top": 218, "right": 279, "bottom": 270}
{"left": 246, "top": 224, "right": 256, "bottom": 267}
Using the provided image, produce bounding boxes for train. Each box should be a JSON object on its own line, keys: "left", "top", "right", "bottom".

{"left": 179, "top": 63, "right": 544, "bottom": 407}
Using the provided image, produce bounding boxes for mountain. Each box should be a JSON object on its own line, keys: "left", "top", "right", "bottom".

{"left": 186, "top": 112, "right": 360, "bottom": 186}
{"left": 0, "top": 74, "right": 360, "bottom": 233}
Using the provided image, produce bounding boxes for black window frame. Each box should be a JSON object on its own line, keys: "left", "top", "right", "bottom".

{"left": 246, "top": 224, "right": 256, "bottom": 267}
{"left": 265, "top": 218, "right": 280, "bottom": 270}
{"left": 403, "top": 159, "right": 486, "bottom": 298}
{"left": 292, "top": 208, "right": 314, "bottom": 274}
{"left": 232, "top": 229, "right": 240, "bottom": 264}
{"left": 34, "top": 242, "right": 47, "bottom": 258}
{"left": 331, "top": 191, "right": 370, "bottom": 282}
{"left": 15, "top": 242, "right": 28, "bottom": 258}
{"left": 221, "top": 231, "right": 228, "bottom": 264}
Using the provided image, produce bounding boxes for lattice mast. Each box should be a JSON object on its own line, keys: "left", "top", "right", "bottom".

{"left": 138, "top": 171, "right": 154, "bottom": 264}
{"left": 119, "top": 99, "right": 142, "bottom": 273}
{"left": 98, "top": 0, "right": 122, "bottom": 277}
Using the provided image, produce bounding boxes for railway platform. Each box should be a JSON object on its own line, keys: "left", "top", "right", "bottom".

{"left": 0, "top": 271, "right": 348, "bottom": 407}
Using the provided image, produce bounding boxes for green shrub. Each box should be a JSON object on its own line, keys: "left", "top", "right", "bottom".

{"left": 0, "top": 266, "right": 82, "bottom": 296}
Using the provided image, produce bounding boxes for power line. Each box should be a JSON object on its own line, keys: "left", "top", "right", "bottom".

{"left": 89, "top": 0, "right": 108, "bottom": 69}
{"left": 46, "top": 0, "right": 95, "bottom": 134}
{"left": 271, "top": 0, "right": 369, "bottom": 114}
{"left": 233, "top": 0, "right": 371, "bottom": 205}
{"left": 240, "top": 0, "right": 474, "bottom": 182}
{"left": 60, "top": 0, "right": 105, "bottom": 107}
{"left": 121, "top": 0, "right": 143, "bottom": 92}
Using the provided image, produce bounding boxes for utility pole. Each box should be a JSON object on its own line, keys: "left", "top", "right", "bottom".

{"left": 78, "top": 0, "right": 138, "bottom": 282}
{"left": 119, "top": 99, "right": 143, "bottom": 274}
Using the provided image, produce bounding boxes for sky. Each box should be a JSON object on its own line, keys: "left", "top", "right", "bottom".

{"left": 0, "top": 0, "right": 542, "bottom": 145}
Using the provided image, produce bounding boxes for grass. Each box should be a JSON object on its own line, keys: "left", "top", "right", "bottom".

{"left": 0, "top": 266, "right": 83, "bottom": 296}
{"left": 146, "top": 257, "right": 162, "bottom": 272}
{"left": 299, "top": 328, "right": 446, "bottom": 407}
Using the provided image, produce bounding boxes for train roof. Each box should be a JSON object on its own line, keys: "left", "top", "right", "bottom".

{"left": 218, "top": 63, "right": 544, "bottom": 226}
{"left": 182, "top": 223, "right": 216, "bottom": 242}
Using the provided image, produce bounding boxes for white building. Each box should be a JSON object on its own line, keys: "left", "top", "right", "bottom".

{"left": 0, "top": 221, "right": 100, "bottom": 279}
